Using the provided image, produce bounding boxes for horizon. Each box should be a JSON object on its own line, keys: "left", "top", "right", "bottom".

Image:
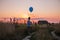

{"left": 0, "top": 17, "right": 59, "bottom": 23}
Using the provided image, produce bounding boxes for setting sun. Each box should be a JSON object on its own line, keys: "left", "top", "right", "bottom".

{"left": 21, "top": 14, "right": 29, "bottom": 18}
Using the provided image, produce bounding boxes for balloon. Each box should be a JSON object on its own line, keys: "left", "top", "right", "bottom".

{"left": 29, "top": 7, "right": 33, "bottom": 12}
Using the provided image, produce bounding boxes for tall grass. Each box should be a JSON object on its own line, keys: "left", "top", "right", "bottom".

{"left": 30, "top": 23, "right": 60, "bottom": 40}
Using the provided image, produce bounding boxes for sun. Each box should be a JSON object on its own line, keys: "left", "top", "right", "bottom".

{"left": 21, "top": 14, "right": 29, "bottom": 18}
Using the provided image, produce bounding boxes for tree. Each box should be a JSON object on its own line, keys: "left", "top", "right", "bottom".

{"left": 38, "top": 20, "right": 48, "bottom": 25}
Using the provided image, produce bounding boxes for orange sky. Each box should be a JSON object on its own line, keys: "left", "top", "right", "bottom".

{"left": 0, "top": 0, "right": 60, "bottom": 23}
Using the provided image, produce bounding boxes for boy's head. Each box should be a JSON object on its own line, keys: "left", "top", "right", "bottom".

{"left": 28, "top": 17, "right": 30, "bottom": 20}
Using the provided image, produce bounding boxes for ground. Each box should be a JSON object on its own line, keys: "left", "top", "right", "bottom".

{"left": 0, "top": 22, "right": 60, "bottom": 40}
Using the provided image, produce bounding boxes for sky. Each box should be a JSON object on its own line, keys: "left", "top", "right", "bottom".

{"left": 0, "top": 0, "right": 60, "bottom": 23}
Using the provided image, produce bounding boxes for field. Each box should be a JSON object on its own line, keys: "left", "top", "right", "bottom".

{"left": 0, "top": 22, "right": 60, "bottom": 40}
{"left": 0, "top": 22, "right": 37, "bottom": 40}
{"left": 30, "top": 23, "right": 60, "bottom": 40}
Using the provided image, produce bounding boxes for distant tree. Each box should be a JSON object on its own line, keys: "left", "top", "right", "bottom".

{"left": 35, "top": 22, "right": 37, "bottom": 25}
{"left": 59, "top": 22, "right": 60, "bottom": 24}
{"left": 51, "top": 23, "right": 54, "bottom": 26}
{"left": 10, "top": 18, "right": 12, "bottom": 23}
{"left": 13, "top": 17, "right": 16, "bottom": 23}
{"left": 38, "top": 20, "right": 48, "bottom": 25}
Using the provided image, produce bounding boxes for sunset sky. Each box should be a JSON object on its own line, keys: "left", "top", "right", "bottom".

{"left": 0, "top": 0, "right": 60, "bottom": 23}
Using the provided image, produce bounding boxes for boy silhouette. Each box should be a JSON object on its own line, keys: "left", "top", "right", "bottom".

{"left": 27, "top": 17, "right": 32, "bottom": 34}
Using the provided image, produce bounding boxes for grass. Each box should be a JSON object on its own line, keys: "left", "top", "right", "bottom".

{"left": 0, "top": 22, "right": 37, "bottom": 40}
{"left": 30, "top": 24, "right": 60, "bottom": 40}
{"left": 0, "top": 22, "right": 60, "bottom": 40}
{"left": 30, "top": 28, "right": 53, "bottom": 40}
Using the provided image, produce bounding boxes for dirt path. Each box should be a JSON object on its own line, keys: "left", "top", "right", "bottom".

{"left": 22, "top": 32, "right": 35, "bottom": 40}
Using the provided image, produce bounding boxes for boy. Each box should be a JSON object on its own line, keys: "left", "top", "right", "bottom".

{"left": 27, "top": 17, "right": 32, "bottom": 33}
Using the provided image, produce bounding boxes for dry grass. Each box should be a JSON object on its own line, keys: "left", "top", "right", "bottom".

{"left": 0, "top": 22, "right": 36, "bottom": 40}
{"left": 0, "top": 22, "right": 60, "bottom": 40}
{"left": 30, "top": 24, "right": 60, "bottom": 40}
{"left": 31, "top": 28, "right": 53, "bottom": 40}
{"left": 0, "top": 22, "right": 15, "bottom": 36}
{"left": 0, "top": 22, "right": 27, "bottom": 40}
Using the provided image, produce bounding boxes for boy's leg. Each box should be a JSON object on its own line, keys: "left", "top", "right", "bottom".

{"left": 27, "top": 27, "right": 31, "bottom": 34}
